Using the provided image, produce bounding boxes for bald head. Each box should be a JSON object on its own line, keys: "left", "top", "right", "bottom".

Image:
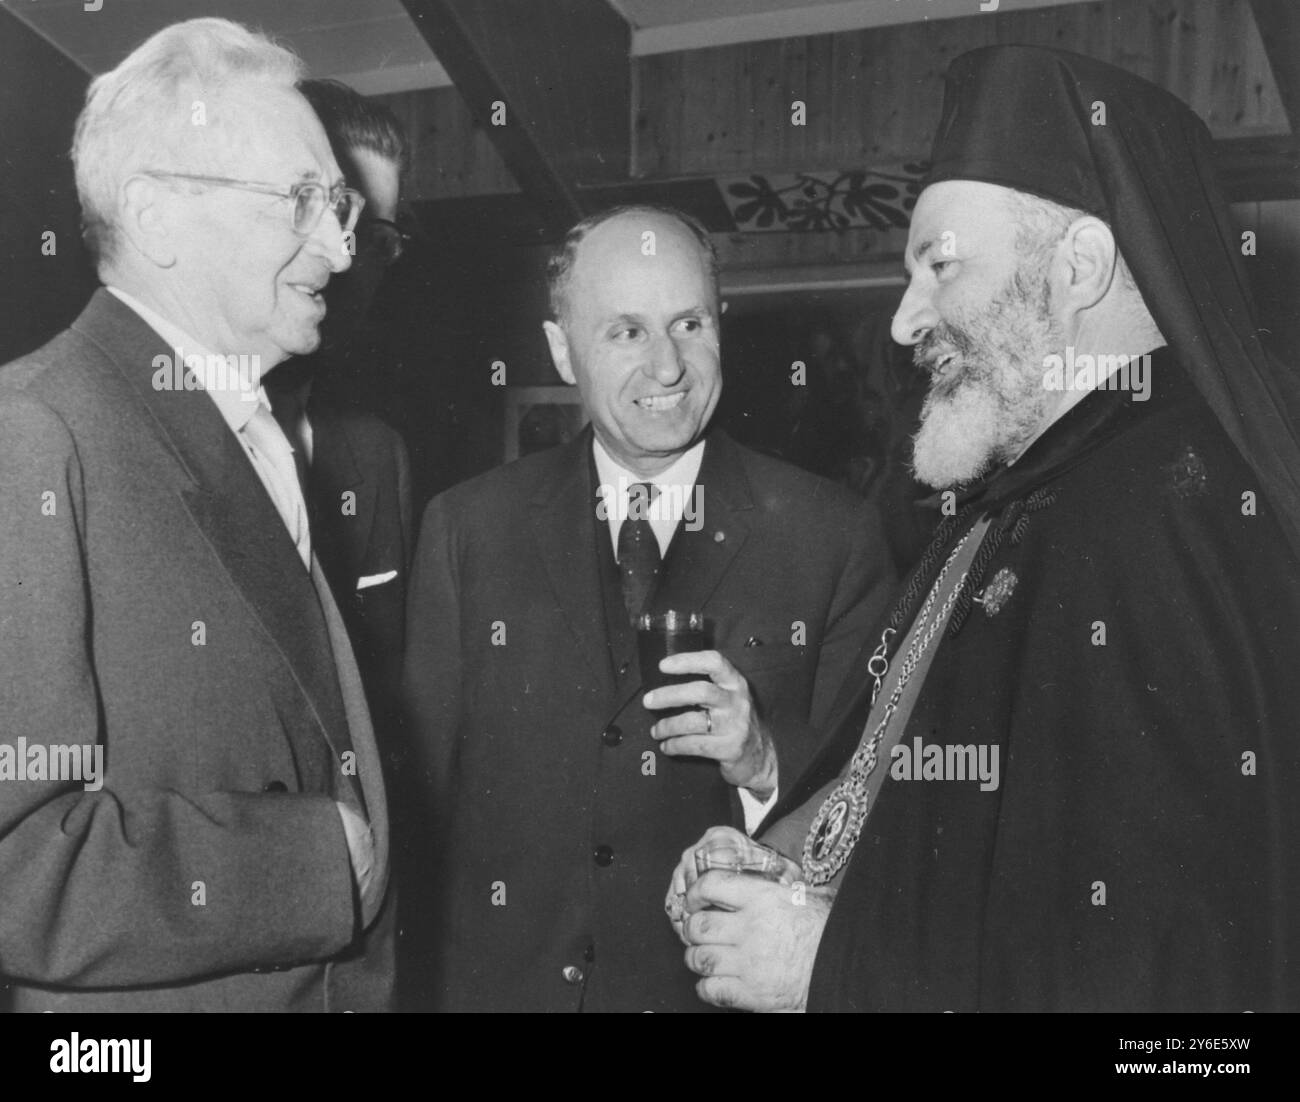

{"left": 541, "top": 207, "right": 723, "bottom": 477}
{"left": 547, "top": 205, "right": 718, "bottom": 325}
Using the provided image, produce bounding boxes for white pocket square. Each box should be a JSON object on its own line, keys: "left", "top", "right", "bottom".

{"left": 356, "top": 570, "right": 398, "bottom": 591}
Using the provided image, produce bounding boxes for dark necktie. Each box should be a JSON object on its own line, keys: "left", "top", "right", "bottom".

{"left": 617, "top": 482, "right": 661, "bottom": 623}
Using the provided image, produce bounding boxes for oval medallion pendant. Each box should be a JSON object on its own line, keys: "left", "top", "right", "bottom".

{"left": 802, "top": 786, "right": 866, "bottom": 885}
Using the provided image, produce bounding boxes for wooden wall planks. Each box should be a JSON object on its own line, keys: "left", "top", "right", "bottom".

{"left": 389, "top": 0, "right": 1288, "bottom": 202}
{"left": 635, "top": 0, "right": 1288, "bottom": 179}
{"left": 378, "top": 86, "right": 519, "bottom": 200}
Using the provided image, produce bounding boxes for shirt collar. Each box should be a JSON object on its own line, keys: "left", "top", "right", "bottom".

{"left": 106, "top": 285, "right": 266, "bottom": 432}
{"left": 592, "top": 435, "right": 706, "bottom": 510}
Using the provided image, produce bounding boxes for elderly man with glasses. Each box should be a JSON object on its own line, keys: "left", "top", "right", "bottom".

{"left": 0, "top": 18, "right": 394, "bottom": 1012}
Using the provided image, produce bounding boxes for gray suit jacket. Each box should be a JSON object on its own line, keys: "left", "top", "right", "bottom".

{"left": 0, "top": 290, "right": 393, "bottom": 1011}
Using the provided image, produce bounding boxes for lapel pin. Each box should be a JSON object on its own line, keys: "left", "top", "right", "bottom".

{"left": 975, "top": 566, "right": 1018, "bottom": 617}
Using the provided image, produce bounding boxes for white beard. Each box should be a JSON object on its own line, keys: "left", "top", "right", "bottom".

{"left": 912, "top": 360, "right": 1058, "bottom": 489}
{"left": 910, "top": 267, "right": 1062, "bottom": 490}
{"left": 912, "top": 377, "right": 1006, "bottom": 490}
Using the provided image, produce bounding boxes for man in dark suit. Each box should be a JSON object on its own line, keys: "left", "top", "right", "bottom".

{"left": 0, "top": 18, "right": 392, "bottom": 1011}
{"left": 401, "top": 204, "right": 894, "bottom": 1011}
{"left": 291, "top": 403, "right": 412, "bottom": 723}
{"left": 266, "top": 79, "right": 414, "bottom": 751}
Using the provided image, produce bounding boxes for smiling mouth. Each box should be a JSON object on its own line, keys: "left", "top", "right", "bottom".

{"left": 636, "top": 392, "right": 687, "bottom": 412}
{"left": 920, "top": 350, "right": 969, "bottom": 401}
{"left": 288, "top": 282, "right": 326, "bottom": 304}
{"left": 929, "top": 351, "right": 958, "bottom": 379}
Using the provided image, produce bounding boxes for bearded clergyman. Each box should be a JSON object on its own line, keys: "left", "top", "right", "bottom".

{"left": 666, "top": 44, "right": 1300, "bottom": 1012}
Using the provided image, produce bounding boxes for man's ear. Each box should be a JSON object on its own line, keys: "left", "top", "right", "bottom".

{"left": 542, "top": 320, "right": 576, "bottom": 385}
{"left": 1055, "top": 216, "right": 1117, "bottom": 313}
{"left": 119, "top": 175, "right": 178, "bottom": 269}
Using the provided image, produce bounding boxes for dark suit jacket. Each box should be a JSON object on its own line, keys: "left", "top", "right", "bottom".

{"left": 0, "top": 290, "right": 393, "bottom": 1011}
{"left": 305, "top": 400, "right": 412, "bottom": 744}
{"left": 402, "top": 426, "right": 894, "bottom": 1011}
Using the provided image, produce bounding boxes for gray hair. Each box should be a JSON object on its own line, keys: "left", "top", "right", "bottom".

{"left": 1004, "top": 188, "right": 1137, "bottom": 292}
{"left": 546, "top": 204, "right": 719, "bottom": 323}
{"left": 72, "top": 18, "right": 304, "bottom": 268}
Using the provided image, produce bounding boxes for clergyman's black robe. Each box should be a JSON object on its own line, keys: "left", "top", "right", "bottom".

{"left": 770, "top": 348, "right": 1300, "bottom": 1011}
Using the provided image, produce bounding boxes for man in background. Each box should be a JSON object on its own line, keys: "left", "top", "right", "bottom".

{"left": 402, "top": 204, "right": 894, "bottom": 1011}
{"left": 0, "top": 19, "right": 391, "bottom": 1011}
{"left": 266, "top": 79, "right": 414, "bottom": 778}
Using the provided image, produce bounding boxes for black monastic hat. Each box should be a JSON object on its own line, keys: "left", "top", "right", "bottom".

{"left": 925, "top": 45, "right": 1300, "bottom": 559}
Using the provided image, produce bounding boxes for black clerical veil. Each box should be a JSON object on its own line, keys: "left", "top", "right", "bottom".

{"left": 925, "top": 45, "right": 1300, "bottom": 560}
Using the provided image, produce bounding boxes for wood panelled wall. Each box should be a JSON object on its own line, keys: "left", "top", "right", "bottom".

{"left": 383, "top": 0, "right": 1290, "bottom": 203}
{"left": 634, "top": 0, "right": 1288, "bottom": 179}
{"left": 380, "top": 86, "right": 519, "bottom": 199}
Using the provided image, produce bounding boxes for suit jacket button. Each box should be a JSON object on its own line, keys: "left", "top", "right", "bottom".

{"left": 593, "top": 845, "right": 614, "bottom": 867}
{"left": 562, "top": 965, "right": 584, "bottom": 985}
{"left": 263, "top": 781, "right": 288, "bottom": 793}
{"left": 602, "top": 724, "right": 623, "bottom": 747}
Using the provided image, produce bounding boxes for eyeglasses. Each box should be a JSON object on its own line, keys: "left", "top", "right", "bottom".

{"left": 139, "top": 171, "right": 365, "bottom": 236}
{"left": 357, "top": 217, "right": 414, "bottom": 266}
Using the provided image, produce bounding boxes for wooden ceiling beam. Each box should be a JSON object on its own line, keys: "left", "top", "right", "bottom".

{"left": 400, "top": 0, "right": 631, "bottom": 234}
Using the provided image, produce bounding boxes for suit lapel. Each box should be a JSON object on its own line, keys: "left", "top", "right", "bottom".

{"left": 530, "top": 430, "right": 618, "bottom": 692}
{"left": 75, "top": 291, "right": 353, "bottom": 759}
{"left": 652, "top": 431, "right": 752, "bottom": 619}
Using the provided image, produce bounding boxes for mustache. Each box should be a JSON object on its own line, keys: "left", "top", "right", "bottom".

{"left": 913, "top": 323, "right": 979, "bottom": 375}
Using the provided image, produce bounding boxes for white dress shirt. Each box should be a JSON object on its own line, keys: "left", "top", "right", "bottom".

{"left": 592, "top": 436, "right": 704, "bottom": 558}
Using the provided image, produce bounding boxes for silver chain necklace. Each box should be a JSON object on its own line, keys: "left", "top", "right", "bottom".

{"left": 801, "top": 531, "right": 973, "bottom": 885}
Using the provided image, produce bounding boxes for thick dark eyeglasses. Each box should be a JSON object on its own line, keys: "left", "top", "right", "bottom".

{"left": 139, "top": 171, "right": 365, "bottom": 235}
{"left": 357, "top": 217, "right": 414, "bottom": 266}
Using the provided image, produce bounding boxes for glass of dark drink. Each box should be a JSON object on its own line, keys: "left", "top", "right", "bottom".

{"left": 636, "top": 610, "right": 708, "bottom": 690}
